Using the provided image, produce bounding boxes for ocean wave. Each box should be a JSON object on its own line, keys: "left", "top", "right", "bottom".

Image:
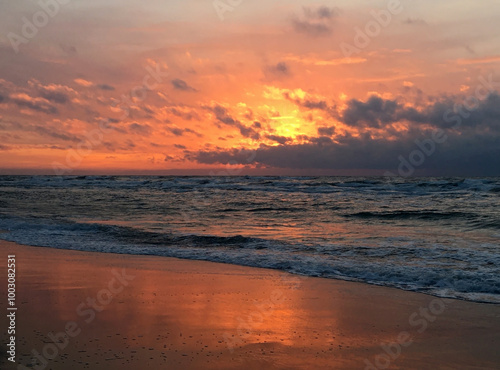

{"left": 346, "top": 210, "right": 476, "bottom": 220}
{"left": 0, "top": 215, "right": 498, "bottom": 304}
{"left": 1, "top": 176, "right": 499, "bottom": 195}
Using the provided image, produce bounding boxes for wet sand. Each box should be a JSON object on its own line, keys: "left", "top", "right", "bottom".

{"left": 0, "top": 240, "right": 499, "bottom": 369}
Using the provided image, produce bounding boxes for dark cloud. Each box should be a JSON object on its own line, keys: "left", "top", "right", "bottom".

{"left": 11, "top": 94, "right": 58, "bottom": 115}
{"left": 266, "top": 135, "right": 291, "bottom": 144}
{"left": 0, "top": 81, "right": 66, "bottom": 114}
{"left": 168, "top": 127, "right": 184, "bottom": 136}
{"left": 284, "top": 92, "right": 336, "bottom": 117}
{"left": 238, "top": 125, "right": 261, "bottom": 140}
{"left": 187, "top": 133, "right": 500, "bottom": 175}
{"left": 170, "top": 107, "right": 200, "bottom": 121}
{"left": 47, "top": 145, "right": 68, "bottom": 150}
{"left": 129, "top": 122, "right": 152, "bottom": 136}
{"left": 36, "top": 87, "right": 70, "bottom": 104}
{"left": 142, "top": 106, "right": 154, "bottom": 115}
{"left": 304, "top": 5, "right": 339, "bottom": 20}
{"left": 210, "top": 105, "right": 238, "bottom": 126}
{"left": 292, "top": 20, "right": 331, "bottom": 36}
{"left": 174, "top": 144, "right": 187, "bottom": 149}
{"left": 300, "top": 100, "right": 329, "bottom": 110}
{"left": 33, "top": 125, "right": 80, "bottom": 142}
{"left": 446, "top": 93, "right": 500, "bottom": 131}
{"left": 171, "top": 79, "right": 197, "bottom": 92}
{"left": 185, "top": 128, "right": 202, "bottom": 137}
{"left": 206, "top": 105, "right": 261, "bottom": 140}
{"left": 340, "top": 93, "right": 500, "bottom": 131}
{"left": 244, "top": 110, "right": 254, "bottom": 120}
{"left": 265, "top": 62, "right": 291, "bottom": 78}
{"left": 167, "top": 127, "right": 202, "bottom": 137}
{"left": 28, "top": 80, "right": 75, "bottom": 105}
{"left": 341, "top": 96, "right": 403, "bottom": 128}
{"left": 186, "top": 148, "right": 257, "bottom": 166}
{"left": 38, "top": 90, "right": 68, "bottom": 104}
{"left": 187, "top": 93, "right": 500, "bottom": 176}
{"left": 292, "top": 6, "right": 339, "bottom": 37}
{"left": 97, "top": 84, "right": 115, "bottom": 91}
{"left": 317, "top": 126, "right": 336, "bottom": 136}
{"left": 125, "top": 140, "right": 136, "bottom": 149}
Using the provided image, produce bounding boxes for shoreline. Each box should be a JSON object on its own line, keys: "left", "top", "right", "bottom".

{"left": 1, "top": 240, "right": 499, "bottom": 369}
{"left": 1, "top": 235, "right": 497, "bottom": 306}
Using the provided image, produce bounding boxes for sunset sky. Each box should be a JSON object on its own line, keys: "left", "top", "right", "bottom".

{"left": 1, "top": 0, "right": 499, "bottom": 175}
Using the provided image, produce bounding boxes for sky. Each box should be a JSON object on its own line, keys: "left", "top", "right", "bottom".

{"left": 0, "top": 0, "right": 499, "bottom": 175}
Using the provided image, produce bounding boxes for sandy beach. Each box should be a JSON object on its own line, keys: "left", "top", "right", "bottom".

{"left": 0, "top": 240, "right": 499, "bottom": 370}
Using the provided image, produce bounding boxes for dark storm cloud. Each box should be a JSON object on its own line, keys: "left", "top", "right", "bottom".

{"left": 339, "top": 93, "right": 500, "bottom": 131}
{"left": 424, "top": 93, "right": 500, "bottom": 131}
{"left": 187, "top": 93, "right": 500, "bottom": 176}
{"left": 187, "top": 148, "right": 257, "bottom": 166}
{"left": 317, "top": 126, "right": 336, "bottom": 136}
{"left": 171, "top": 79, "right": 197, "bottom": 92}
{"left": 187, "top": 133, "right": 500, "bottom": 175}
{"left": 292, "top": 6, "right": 339, "bottom": 37}
{"left": 341, "top": 96, "right": 404, "bottom": 128}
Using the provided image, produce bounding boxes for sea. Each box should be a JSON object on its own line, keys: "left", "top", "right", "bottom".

{"left": 0, "top": 176, "right": 498, "bottom": 303}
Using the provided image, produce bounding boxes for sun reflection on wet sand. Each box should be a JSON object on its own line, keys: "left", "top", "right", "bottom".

{"left": 3, "top": 241, "right": 499, "bottom": 369}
